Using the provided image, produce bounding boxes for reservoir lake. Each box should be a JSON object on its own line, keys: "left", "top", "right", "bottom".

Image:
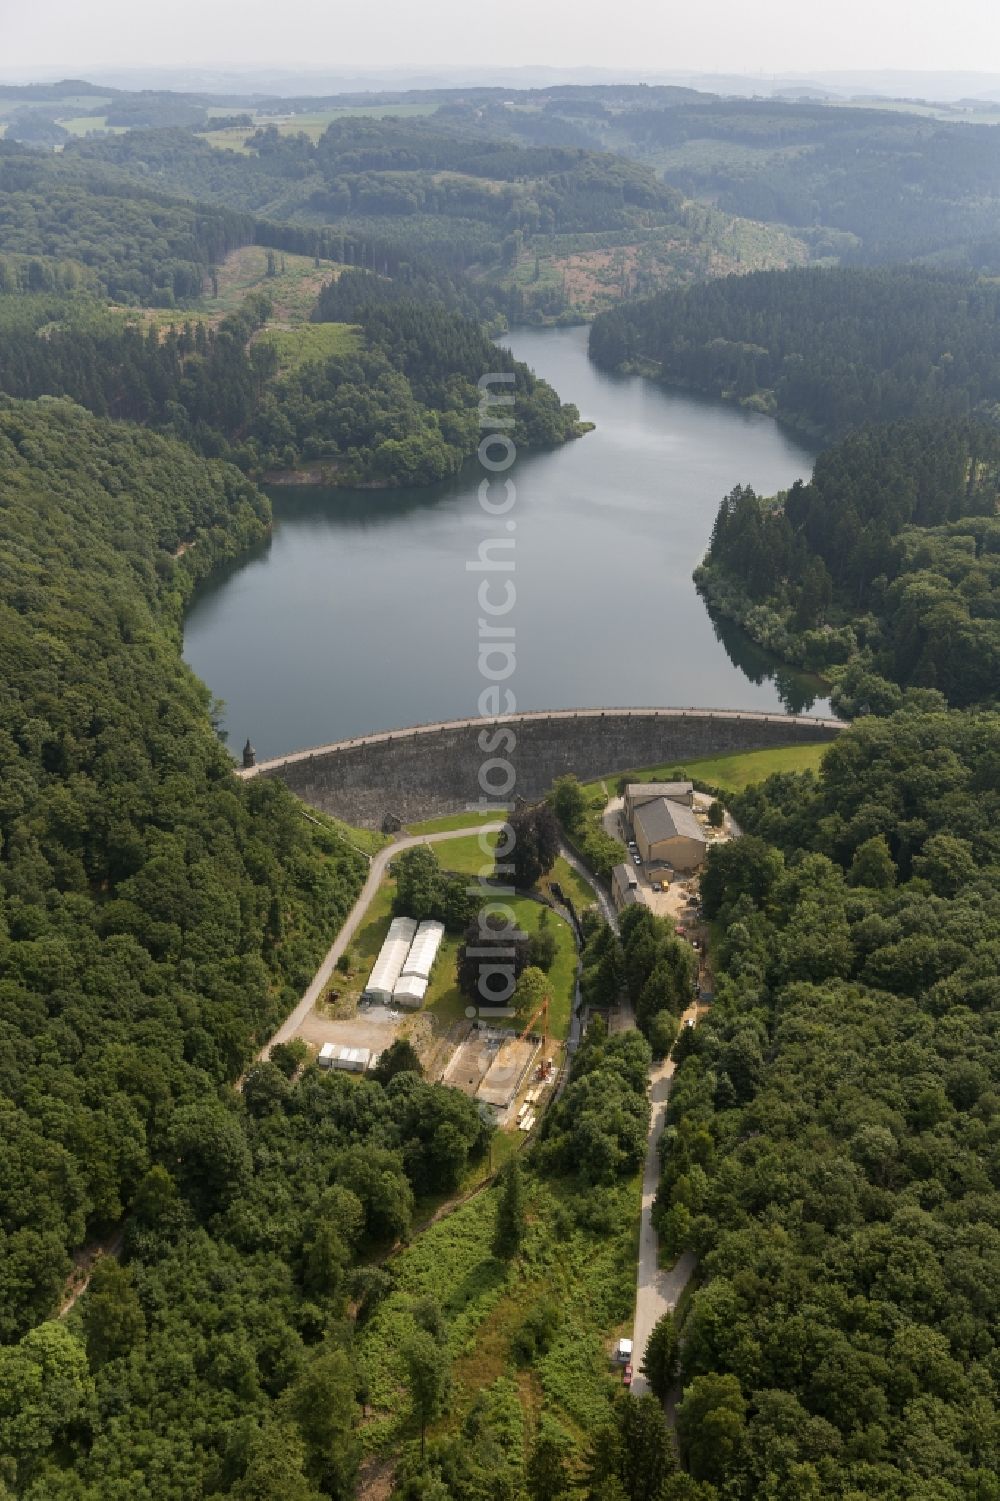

{"left": 184, "top": 324, "right": 829, "bottom": 760}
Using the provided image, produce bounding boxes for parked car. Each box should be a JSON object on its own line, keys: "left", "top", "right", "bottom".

{"left": 627, "top": 839, "right": 638, "bottom": 850}
{"left": 622, "top": 1363, "right": 633, "bottom": 1387}
{"left": 633, "top": 854, "right": 642, "bottom": 865}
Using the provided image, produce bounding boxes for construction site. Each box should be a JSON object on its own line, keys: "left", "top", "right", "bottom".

{"left": 442, "top": 999, "right": 556, "bottom": 1126}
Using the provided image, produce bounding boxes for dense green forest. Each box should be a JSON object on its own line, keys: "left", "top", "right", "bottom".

{"left": 69, "top": 119, "right": 686, "bottom": 272}
{"left": 3, "top": 1043, "right": 493, "bottom": 1497}
{"left": 589, "top": 266, "right": 1000, "bottom": 439}
{"left": 0, "top": 144, "right": 254, "bottom": 304}
{"left": 0, "top": 398, "right": 374, "bottom": 1340}
{"left": 654, "top": 708, "right": 1000, "bottom": 1497}
{"left": 632, "top": 99, "right": 1000, "bottom": 265}
{"left": 695, "top": 420, "right": 1000, "bottom": 702}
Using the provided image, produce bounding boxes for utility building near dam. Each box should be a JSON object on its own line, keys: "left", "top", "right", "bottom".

{"left": 633, "top": 796, "right": 707, "bottom": 871}
{"left": 624, "top": 781, "right": 694, "bottom": 820}
{"left": 612, "top": 862, "right": 642, "bottom": 911}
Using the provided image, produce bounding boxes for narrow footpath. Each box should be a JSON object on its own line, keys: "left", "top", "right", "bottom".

{"left": 560, "top": 838, "right": 619, "bottom": 934}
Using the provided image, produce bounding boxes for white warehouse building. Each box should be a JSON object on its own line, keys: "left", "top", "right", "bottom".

{"left": 365, "top": 916, "right": 418, "bottom": 1003}
{"left": 318, "top": 1042, "right": 372, "bottom": 1073}
{"left": 392, "top": 919, "right": 445, "bottom": 1010}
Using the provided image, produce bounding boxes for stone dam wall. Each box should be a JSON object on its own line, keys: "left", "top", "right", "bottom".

{"left": 238, "top": 707, "right": 843, "bottom": 829}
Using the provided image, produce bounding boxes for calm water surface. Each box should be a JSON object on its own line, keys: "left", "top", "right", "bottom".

{"left": 184, "top": 325, "right": 830, "bottom": 759}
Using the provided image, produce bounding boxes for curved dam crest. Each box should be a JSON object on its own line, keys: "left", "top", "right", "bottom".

{"left": 239, "top": 706, "right": 844, "bottom": 828}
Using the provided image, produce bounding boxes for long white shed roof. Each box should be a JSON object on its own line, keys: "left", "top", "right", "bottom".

{"left": 318, "top": 1043, "right": 372, "bottom": 1071}
{"left": 401, "top": 919, "right": 445, "bottom": 980}
{"left": 366, "top": 916, "right": 418, "bottom": 998}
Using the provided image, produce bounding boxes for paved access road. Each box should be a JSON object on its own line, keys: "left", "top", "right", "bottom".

{"left": 602, "top": 792, "right": 625, "bottom": 844}
{"left": 629, "top": 1001, "right": 700, "bottom": 1398}
{"left": 258, "top": 823, "right": 503, "bottom": 1059}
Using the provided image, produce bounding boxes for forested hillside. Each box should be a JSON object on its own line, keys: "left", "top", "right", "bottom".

{"left": 589, "top": 266, "right": 1000, "bottom": 439}
{"left": 617, "top": 98, "right": 1000, "bottom": 263}
{"left": 695, "top": 420, "right": 1000, "bottom": 701}
{"left": 0, "top": 286, "right": 582, "bottom": 484}
{"left": 0, "top": 142, "right": 584, "bottom": 485}
{"left": 656, "top": 708, "right": 1000, "bottom": 1497}
{"left": 451, "top": 90, "right": 1000, "bottom": 264}
{"left": 0, "top": 398, "right": 369, "bottom": 1344}
{"left": 71, "top": 119, "right": 684, "bottom": 256}
{"left": 0, "top": 143, "right": 254, "bottom": 304}
{"left": 68, "top": 116, "right": 808, "bottom": 317}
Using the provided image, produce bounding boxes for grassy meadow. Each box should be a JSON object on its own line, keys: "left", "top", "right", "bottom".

{"left": 199, "top": 100, "right": 438, "bottom": 151}
{"left": 577, "top": 740, "right": 833, "bottom": 804}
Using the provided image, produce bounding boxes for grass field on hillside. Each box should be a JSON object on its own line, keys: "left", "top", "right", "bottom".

{"left": 257, "top": 320, "right": 361, "bottom": 371}
{"left": 434, "top": 830, "right": 500, "bottom": 877}
{"left": 197, "top": 126, "right": 255, "bottom": 153}
{"left": 199, "top": 101, "right": 438, "bottom": 151}
{"left": 627, "top": 741, "right": 833, "bottom": 792}
{"left": 126, "top": 245, "right": 345, "bottom": 344}
{"left": 578, "top": 740, "right": 833, "bottom": 803}
{"left": 205, "top": 244, "right": 342, "bottom": 323}
{"left": 58, "top": 115, "right": 126, "bottom": 137}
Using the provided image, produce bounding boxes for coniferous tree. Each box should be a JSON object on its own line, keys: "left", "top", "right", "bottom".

{"left": 493, "top": 1156, "right": 527, "bottom": 1259}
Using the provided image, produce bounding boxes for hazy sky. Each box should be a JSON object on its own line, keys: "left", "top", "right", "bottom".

{"left": 1, "top": 0, "right": 998, "bottom": 77}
